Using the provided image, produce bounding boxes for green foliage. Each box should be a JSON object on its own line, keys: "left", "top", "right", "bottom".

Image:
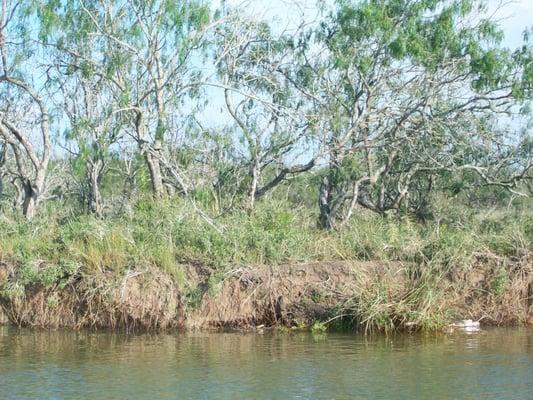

{"left": 490, "top": 267, "right": 508, "bottom": 297}
{"left": 0, "top": 194, "right": 530, "bottom": 282}
{"left": 0, "top": 0, "right": 531, "bottom": 333}
{"left": 311, "top": 321, "right": 328, "bottom": 333}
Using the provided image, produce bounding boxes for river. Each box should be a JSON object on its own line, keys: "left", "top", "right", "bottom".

{"left": 0, "top": 326, "right": 532, "bottom": 399}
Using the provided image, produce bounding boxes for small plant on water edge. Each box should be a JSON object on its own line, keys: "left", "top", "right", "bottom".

{"left": 311, "top": 321, "right": 328, "bottom": 334}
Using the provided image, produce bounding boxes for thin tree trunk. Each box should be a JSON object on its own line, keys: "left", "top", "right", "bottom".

{"left": 319, "top": 175, "right": 334, "bottom": 230}
{"left": 151, "top": 51, "right": 166, "bottom": 201}
{"left": 87, "top": 159, "right": 104, "bottom": 215}
{"left": 134, "top": 109, "right": 165, "bottom": 200}
{"left": 145, "top": 142, "right": 164, "bottom": 200}
{"left": 11, "top": 178, "right": 22, "bottom": 209}
{"left": 248, "top": 158, "right": 260, "bottom": 211}
{"left": 341, "top": 180, "right": 362, "bottom": 227}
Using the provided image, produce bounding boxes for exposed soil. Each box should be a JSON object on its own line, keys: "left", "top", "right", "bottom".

{"left": 0, "top": 254, "right": 531, "bottom": 332}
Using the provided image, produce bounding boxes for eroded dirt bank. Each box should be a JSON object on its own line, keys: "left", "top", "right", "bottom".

{"left": 0, "top": 255, "right": 532, "bottom": 331}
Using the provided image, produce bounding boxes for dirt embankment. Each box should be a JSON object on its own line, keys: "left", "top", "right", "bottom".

{"left": 0, "top": 254, "right": 532, "bottom": 331}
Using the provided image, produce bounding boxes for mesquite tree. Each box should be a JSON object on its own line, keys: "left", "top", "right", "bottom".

{"left": 37, "top": 3, "right": 125, "bottom": 216}
{"left": 43, "top": 0, "right": 212, "bottom": 200}
{"left": 216, "top": 13, "right": 316, "bottom": 210}
{"left": 60, "top": 75, "right": 123, "bottom": 215}
{"left": 0, "top": 0, "right": 51, "bottom": 220}
{"left": 0, "top": 0, "right": 530, "bottom": 223}
{"left": 293, "top": 0, "right": 532, "bottom": 228}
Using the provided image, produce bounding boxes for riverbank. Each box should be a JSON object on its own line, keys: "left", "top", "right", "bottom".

{"left": 0, "top": 200, "right": 531, "bottom": 332}
{"left": 1, "top": 255, "right": 531, "bottom": 332}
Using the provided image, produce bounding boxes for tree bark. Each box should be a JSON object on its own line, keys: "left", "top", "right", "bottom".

{"left": 319, "top": 175, "right": 334, "bottom": 230}
{"left": 134, "top": 109, "right": 165, "bottom": 200}
{"left": 248, "top": 158, "right": 260, "bottom": 211}
{"left": 21, "top": 179, "right": 37, "bottom": 220}
{"left": 87, "top": 158, "right": 104, "bottom": 215}
{"left": 145, "top": 141, "right": 165, "bottom": 200}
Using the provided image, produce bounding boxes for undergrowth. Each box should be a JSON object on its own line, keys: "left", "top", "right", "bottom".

{"left": 0, "top": 197, "right": 531, "bottom": 287}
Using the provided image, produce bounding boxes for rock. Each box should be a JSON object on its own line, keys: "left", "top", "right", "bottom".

{"left": 450, "top": 319, "right": 480, "bottom": 328}
{"left": 449, "top": 319, "right": 481, "bottom": 332}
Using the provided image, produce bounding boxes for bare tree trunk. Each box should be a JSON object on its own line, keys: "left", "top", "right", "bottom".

{"left": 319, "top": 175, "right": 334, "bottom": 230}
{"left": 248, "top": 158, "right": 260, "bottom": 211}
{"left": 11, "top": 178, "right": 22, "bottom": 209}
{"left": 134, "top": 108, "right": 165, "bottom": 200}
{"left": 87, "top": 159, "right": 104, "bottom": 215}
{"left": 22, "top": 179, "right": 37, "bottom": 220}
{"left": 150, "top": 53, "right": 166, "bottom": 201}
{"left": 145, "top": 141, "right": 164, "bottom": 200}
{"left": 22, "top": 165, "right": 47, "bottom": 220}
{"left": 341, "top": 181, "right": 362, "bottom": 227}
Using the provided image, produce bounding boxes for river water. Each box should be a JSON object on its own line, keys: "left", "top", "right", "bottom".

{"left": 0, "top": 326, "right": 532, "bottom": 399}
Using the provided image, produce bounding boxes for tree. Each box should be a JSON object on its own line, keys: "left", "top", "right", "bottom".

{"left": 40, "top": 1, "right": 125, "bottom": 215}
{"left": 41, "top": 0, "right": 212, "bottom": 200}
{"left": 292, "top": 0, "right": 532, "bottom": 228}
{"left": 215, "top": 13, "right": 316, "bottom": 211}
{"left": 0, "top": 0, "right": 51, "bottom": 220}
{"left": 59, "top": 73, "right": 123, "bottom": 215}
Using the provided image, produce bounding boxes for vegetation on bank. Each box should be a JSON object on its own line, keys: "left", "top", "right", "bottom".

{"left": 1, "top": 194, "right": 531, "bottom": 280}
{"left": 0, "top": 192, "right": 531, "bottom": 331}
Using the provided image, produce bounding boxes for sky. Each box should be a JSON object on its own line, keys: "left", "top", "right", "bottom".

{"left": 489, "top": 0, "right": 533, "bottom": 47}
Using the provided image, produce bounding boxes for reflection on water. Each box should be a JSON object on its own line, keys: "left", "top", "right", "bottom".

{"left": 0, "top": 326, "right": 532, "bottom": 399}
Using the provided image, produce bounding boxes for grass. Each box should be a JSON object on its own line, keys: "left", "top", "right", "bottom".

{"left": 0, "top": 196, "right": 531, "bottom": 286}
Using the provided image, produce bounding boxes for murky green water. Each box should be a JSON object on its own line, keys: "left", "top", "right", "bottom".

{"left": 0, "top": 326, "right": 532, "bottom": 399}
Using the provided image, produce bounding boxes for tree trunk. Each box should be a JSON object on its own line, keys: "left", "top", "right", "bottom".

{"left": 22, "top": 178, "right": 37, "bottom": 220}
{"left": 319, "top": 175, "right": 334, "bottom": 230}
{"left": 248, "top": 159, "right": 260, "bottom": 211}
{"left": 22, "top": 163, "right": 47, "bottom": 220}
{"left": 145, "top": 141, "right": 165, "bottom": 200}
{"left": 134, "top": 109, "right": 164, "bottom": 201}
{"left": 12, "top": 178, "right": 22, "bottom": 210}
{"left": 87, "top": 159, "right": 104, "bottom": 215}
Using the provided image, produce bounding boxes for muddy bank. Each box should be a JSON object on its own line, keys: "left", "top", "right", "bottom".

{"left": 0, "top": 255, "right": 532, "bottom": 331}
